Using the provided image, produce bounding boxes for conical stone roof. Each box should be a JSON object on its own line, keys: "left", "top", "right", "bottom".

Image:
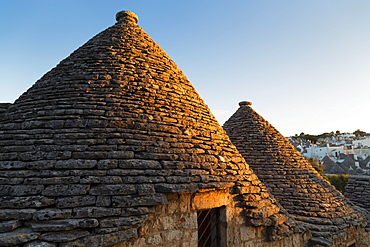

{"left": 223, "top": 101, "right": 370, "bottom": 242}
{"left": 321, "top": 155, "right": 347, "bottom": 174}
{"left": 0, "top": 11, "right": 295, "bottom": 246}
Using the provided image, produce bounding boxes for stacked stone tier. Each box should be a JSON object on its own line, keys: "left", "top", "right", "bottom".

{"left": 0, "top": 11, "right": 295, "bottom": 247}
{"left": 223, "top": 103, "right": 370, "bottom": 241}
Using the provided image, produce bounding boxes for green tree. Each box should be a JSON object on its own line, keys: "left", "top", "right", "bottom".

{"left": 353, "top": 129, "right": 367, "bottom": 137}
{"left": 324, "top": 174, "right": 349, "bottom": 193}
{"left": 291, "top": 129, "right": 369, "bottom": 142}
{"left": 296, "top": 133, "right": 319, "bottom": 143}
{"left": 306, "top": 158, "right": 325, "bottom": 175}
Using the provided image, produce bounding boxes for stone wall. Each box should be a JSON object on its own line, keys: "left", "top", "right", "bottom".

{"left": 345, "top": 175, "right": 370, "bottom": 211}
{"left": 330, "top": 227, "right": 370, "bottom": 247}
{"left": 0, "top": 103, "right": 10, "bottom": 114}
{"left": 114, "top": 189, "right": 311, "bottom": 247}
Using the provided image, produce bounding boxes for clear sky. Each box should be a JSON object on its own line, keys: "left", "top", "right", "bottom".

{"left": 1, "top": 1, "right": 369, "bottom": 136}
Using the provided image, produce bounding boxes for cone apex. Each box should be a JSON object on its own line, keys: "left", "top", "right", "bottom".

{"left": 116, "top": 10, "right": 139, "bottom": 23}
{"left": 239, "top": 101, "right": 252, "bottom": 107}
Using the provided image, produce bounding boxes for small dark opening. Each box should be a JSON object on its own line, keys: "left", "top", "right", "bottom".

{"left": 197, "top": 208, "right": 220, "bottom": 247}
{"left": 348, "top": 243, "right": 356, "bottom": 247}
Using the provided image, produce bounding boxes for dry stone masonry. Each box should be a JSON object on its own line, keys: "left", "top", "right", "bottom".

{"left": 345, "top": 175, "right": 370, "bottom": 211}
{"left": 223, "top": 101, "right": 370, "bottom": 246}
{"left": 0, "top": 11, "right": 300, "bottom": 247}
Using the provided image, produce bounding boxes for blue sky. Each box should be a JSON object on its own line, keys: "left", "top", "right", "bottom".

{"left": 1, "top": 1, "right": 369, "bottom": 136}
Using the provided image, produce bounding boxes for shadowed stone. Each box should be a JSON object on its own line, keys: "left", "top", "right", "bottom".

{"left": 0, "top": 209, "right": 37, "bottom": 220}
{"left": 25, "top": 241, "right": 57, "bottom": 247}
{"left": 33, "top": 209, "right": 73, "bottom": 221}
{"left": 0, "top": 196, "right": 55, "bottom": 208}
{"left": 0, "top": 228, "right": 39, "bottom": 246}
{"left": 0, "top": 220, "right": 22, "bottom": 233}
{"left": 40, "top": 229, "right": 90, "bottom": 242}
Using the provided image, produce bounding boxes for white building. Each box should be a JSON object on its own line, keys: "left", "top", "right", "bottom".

{"left": 303, "top": 144, "right": 344, "bottom": 160}
{"left": 353, "top": 137, "right": 370, "bottom": 148}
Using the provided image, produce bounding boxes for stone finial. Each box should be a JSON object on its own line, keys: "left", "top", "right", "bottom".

{"left": 239, "top": 101, "right": 252, "bottom": 107}
{"left": 116, "top": 10, "right": 139, "bottom": 23}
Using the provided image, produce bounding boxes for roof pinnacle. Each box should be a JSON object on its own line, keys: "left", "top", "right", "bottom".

{"left": 239, "top": 101, "right": 252, "bottom": 107}
{"left": 116, "top": 10, "right": 139, "bottom": 24}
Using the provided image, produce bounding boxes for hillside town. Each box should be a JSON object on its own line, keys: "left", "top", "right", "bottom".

{"left": 289, "top": 131, "right": 370, "bottom": 175}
